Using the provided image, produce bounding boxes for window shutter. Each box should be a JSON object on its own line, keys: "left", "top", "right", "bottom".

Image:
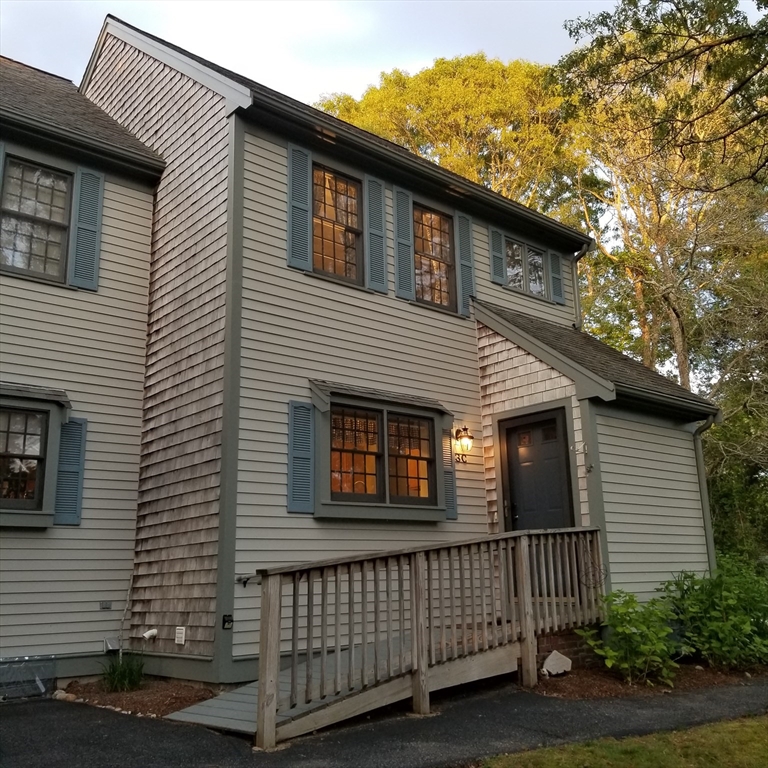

{"left": 54, "top": 418, "right": 87, "bottom": 525}
{"left": 393, "top": 187, "right": 415, "bottom": 300}
{"left": 364, "top": 176, "right": 388, "bottom": 293}
{"left": 549, "top": 252, "right": 565, "bottom": 304}
{"left": 455, "top": 213, "right": 474, "bottom": 316}
{"left": 287, "top": 401, "right": 314, "bottom": 513}
{"left": 287, "top": 145, "right": 313, "bottom": 271}
{"left": 442, "top": 428, "right": 458, "bottom": 520}
{"left": 68, "top": 168, "right": 104, "bottom": 291}
{"left": 489, "top": 227, "right": 506, "bottom": 284}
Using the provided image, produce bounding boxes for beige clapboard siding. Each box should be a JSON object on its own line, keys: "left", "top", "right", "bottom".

{"left": 85, "top": 34, "right": 230, "bottom": 656}
{"left": 233, "top": 131, "right": 491, "bottom": 657}
{"left": 0, "top": 180, "right": 151, "bottom": 659}
{"left": 477, "top": 325, "right": 590, "bottom": 532}
{"left": 596, "top": 410, "right": 709, "bottom": 598}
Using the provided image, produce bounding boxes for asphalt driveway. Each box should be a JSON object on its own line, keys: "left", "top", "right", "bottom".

{"left": 1, "top": 676, "right": 766, "bottom": 768}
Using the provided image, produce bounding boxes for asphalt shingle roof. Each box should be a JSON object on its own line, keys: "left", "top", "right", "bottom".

{"left": 0, "top": 56, "right": 161, "bottom": 164}
{"left": 477, "top": 300, "right": 716, "bottom": 413}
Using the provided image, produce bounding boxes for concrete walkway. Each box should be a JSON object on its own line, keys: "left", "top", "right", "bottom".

{"left": 1, "top": 677, "right": 766, "bottom": 768}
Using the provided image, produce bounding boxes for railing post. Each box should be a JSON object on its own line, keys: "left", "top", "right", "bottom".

{"left": 255, "top": 573, "right": 281, "bottom": 750}
{"left": 514, "top": 535, "right": 537, "bottom": 687}
{"left": 410, "top": 550, "right": 430, "bottom": 714}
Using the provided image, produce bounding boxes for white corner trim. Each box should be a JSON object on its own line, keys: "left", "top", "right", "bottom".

{"left": 97, "top": 18, "right": 252, "bottom": 109}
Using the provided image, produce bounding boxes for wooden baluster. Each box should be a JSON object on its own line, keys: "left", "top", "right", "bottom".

{"left": 290, "top": 572, "right": 300, "bottom": 708}
{"left": 374, "top": 559, "right": 381, "bottom": 684}
{"left": 347, "top": 564, "right": 355, "bottom": 692}
{"left": 498, "top": 540, "right": 509, "bottom": 645}
{"left": 320, "top": 567, "right": 328, "bottom": 698}
{"left": 514, "top": 535, "right": 537, "bottom": 688}
{"left": 569, "top": 534, "right": 583, "bottom": 626}
{"left": 335, "top": 564, "right": 342, "bottom": 695}
{"left": 543, "top": 536, "right": 554, "bottom": 633}
{"left": 479, "top": 542, "right": 489, "bottom": 651}
{"left": 449, "top": 547, "right": 457, "bottom": 660}
{"left": 554, "top": 536, "right": 565, "bottom": 631}
{"left": 399, "top": 555, "right": 406, "bottom": 675}
{"left": 530, "top": 537, "right": 541, "bottom": 634}
{"left": 459, "top": 546, "right": 469, "bottom": 656}
{"left": 256, "top": 573, "right": 282, "bottom": 750}
{"left": 410, "top": 551, "right": 430, "bottom": 714}
{"left": 426, "top": 551, "right": 435, "bottom": 667}
{"left": 507, "top": 540, "right": 518, "bottom": 641}
{"left": 306, "top": 570, "right": 315, "bottom": 704}
{"left": 562, "top": 534, "right": 574, "bottom": 628}
{"left": 488, "top": 541, "right": 498, "bottom": 648}
{"left": 361, "top": 561, "right": 368, "bottom": 688}
{"left": 469, "top": 544, "right": 478, "bottom": 654}
{"left": 438, "top": 549, "right": 446, "bottom": 662}
{"left": 386, "top": 558, "right": 394, "bottom": 680}
{"left": 578, "top": 533, "right": 590, "bottom": 623}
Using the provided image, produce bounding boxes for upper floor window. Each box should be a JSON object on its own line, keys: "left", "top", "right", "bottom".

{"left": 505, "top": 238, "right": 546, "bottom": 298}
{"left": 0, "top": 159, "right": 71, "bottom": 283}
{"left": 414, "top": 205, "right": 456, "bottom": 311}
{"left": 0, "top": 408, "right": 47, "bottom": 510}
{"left": 312, "top": 166, "right": 362, "bottom": 284}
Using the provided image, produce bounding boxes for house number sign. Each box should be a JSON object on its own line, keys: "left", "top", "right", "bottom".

{"left": 455, "top": 453, "right": 468, "bottom": 464}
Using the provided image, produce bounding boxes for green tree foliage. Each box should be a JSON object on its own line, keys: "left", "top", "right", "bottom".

{"left": 318, "top": 54, "right": 602, "bottom": 230}
{"left": 559, "top": 0, "right": 768, "bottom": 190}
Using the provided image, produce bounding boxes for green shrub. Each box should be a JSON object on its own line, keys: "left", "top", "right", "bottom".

{"left": 101, "top": 653, "right": 144, "bottom": 692}
{"left": 661, "top": 557, "right": 768, "bottom": 669}
{"left": 576, "top": 590, "right": 681, "bottom": 686}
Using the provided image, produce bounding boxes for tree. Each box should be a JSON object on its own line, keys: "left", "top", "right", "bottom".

{"left": 559, "top": 0, "right": 768, "bottom": 190}
{"left": 318, "top": 54, "right": 603, "bottom": 231}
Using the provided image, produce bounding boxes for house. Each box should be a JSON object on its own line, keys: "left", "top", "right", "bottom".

{"left": 2, "top": 12, "right": 720, "bottom": 702}
{"left": 0, "top": 56, "right": 163, "bottom": 689}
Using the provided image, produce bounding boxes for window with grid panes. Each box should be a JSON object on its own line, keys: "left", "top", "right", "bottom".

{"left": 0, "top": 158, "right": 71, "bottom": 283}
{"left": 505, "top": 237, "right": 546, "bottom": 298}
{"left": 0, "top": 408, "right": 47, "bottom": 510}
{"left": 312, "top": 166, "right": 362, "bottom": 283}
{"left": 387, "top": 414, "right": 436, "bottom": 505}
{"left": 331, "top": 407, "right": 382, "bottom": 501}
{"left": 413, "top": 205, "right": 455, "bottom": 310}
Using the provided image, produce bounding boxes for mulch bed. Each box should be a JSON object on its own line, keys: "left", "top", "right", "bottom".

{"left": 536, "top": 663, "right": 766, "bottom": 699}
{"left": 65, "top": 678, "right": 218, "bottom": 717}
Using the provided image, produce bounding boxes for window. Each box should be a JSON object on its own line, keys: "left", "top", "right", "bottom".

{"left": 0, "top": 145, "right": 105, "bottom": 291}
{"left": 489, "top": 226, "right": 565, "bottom": 304}
{"left": 413, "top": 205, "right": 455, "bottom": 310}
{"left": 0, "top": 385, "right": 87, "bottom": 528}
{"left": 287, "top": 383, "right": 458, "bottom": 521}
{"left": 312, "top": 166, "right": 362, "bottom": 284}
{"left": 0, "top": 159, "right": 71, "bottom": 283}
{"left": 0, "top": 408, "right": 48, "bottom": 510}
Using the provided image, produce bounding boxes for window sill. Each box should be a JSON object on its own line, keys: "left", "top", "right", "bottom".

{"left": 300, "top": 268, "right": 378, "bottom": 295}
{"left": 315, "top": 502, "right": 446, "bottom": 522}
{"left": 401, "top": 298, "right": 468, "bottom": 320}
{"left": 0, "top": 510, "right": 53, "bottom": 528}
{"left": 0, "top": 268, "right": 79, "bottom": 292}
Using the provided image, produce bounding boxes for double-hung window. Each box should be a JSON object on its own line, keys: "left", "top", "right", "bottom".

{"left": 413, "top": 205, "right": 456, "bottom": 312}
{"left": 0, "top": 408, "right": 48, "bottom": 510}
{"left": 0, "top": 144, "right": 105, "bottom": 291}
{"left": 287, "top": 382, "right": 458, "bottom": 521}
{"left": 489, "top": 226, "right": 566, "bottom": 304}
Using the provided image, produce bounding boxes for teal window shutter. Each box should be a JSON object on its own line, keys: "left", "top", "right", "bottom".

{"left": 489, "top": 227, "right": 506, "bottom": 284}
{"left": 393, "top": 187, "right": 414, "bottom": 300}
{"left": 455, "top": 212, "right": 474, "bottom": 316}
{"left": 287, "top": 145, "right": 312, "bottom": 270}
{"left": 364, "top": 175, "right": 388, "bottom": 293}
{"left": 549, "top": 252, "right": 565, "bottom": 304}
{"left": 54, "top": 418, "right": 87, "bottom": 525}
{"left": 442, "top": 428, "right": 458, "bottom": 520}
{"left": 68, "top": 168, "right": 104, "bottom": 291}
{"left": 287, "top": 401, "right": 314, "bottom": 513}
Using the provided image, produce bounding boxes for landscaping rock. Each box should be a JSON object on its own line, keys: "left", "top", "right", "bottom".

{"left": 542, "top": 650, "right": 572, "bottom": 676}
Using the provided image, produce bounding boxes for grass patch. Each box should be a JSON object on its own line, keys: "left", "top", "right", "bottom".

{"left": 101, "top": 653, "right": 144, "bottom": 693}
{"left": 482, "top": 716, "right": 768, "bottom": 768}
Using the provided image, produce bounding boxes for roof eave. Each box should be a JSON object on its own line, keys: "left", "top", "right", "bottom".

{"left": 614, "top": 383, "right": 721, "bottom": 422}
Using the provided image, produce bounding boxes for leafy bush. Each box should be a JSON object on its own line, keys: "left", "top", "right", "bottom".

{"left": 101, "top": 653, "right": 144, "bottom": 692}
{"left": 576, "top": 591, "right": 681, "bottom": 686}
{"left": 661, "top": 557, "right": 768, "bottom": 669}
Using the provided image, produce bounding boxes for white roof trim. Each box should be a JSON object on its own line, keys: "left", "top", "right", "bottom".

{"left": 82, "top": 17, "right": 251, "bottom": 112}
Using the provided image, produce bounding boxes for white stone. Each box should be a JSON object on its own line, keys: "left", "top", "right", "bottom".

{"left": 542, "top": 650, "right": 572, "bottom": 676}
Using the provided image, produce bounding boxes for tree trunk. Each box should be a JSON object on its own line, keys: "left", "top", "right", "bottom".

{"left": 627, "top": 268, "right": 655, "bottom": 369}
{"left": 666, "top": 301, "right": 690, "bottom": 390}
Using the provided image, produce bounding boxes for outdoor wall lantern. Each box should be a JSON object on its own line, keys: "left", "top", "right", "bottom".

{"left": 454, "top": 425, "right": 474, "bottom": 463}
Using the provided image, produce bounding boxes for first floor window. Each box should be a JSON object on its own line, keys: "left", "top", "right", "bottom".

{"left": 312, "top": 166, "right": 362, "bottom": 283}
{"left": 0, "top": 408, "right": 47, "bottom": 509}
{"left": 505, "top": 237, "right": 546, "bottom": 298}
{"left": 1, "top": 158, "right": 71, "bottom": 282}
{"left": 414, "top": 205, "right": 455, "bottom": 310}
{"left": 330, "top": 406, "right": 436, "bottom": 506}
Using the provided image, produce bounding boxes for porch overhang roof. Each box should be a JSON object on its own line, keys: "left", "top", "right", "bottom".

{"left": 309, "top": 380, "right": 452, "bottom": 416}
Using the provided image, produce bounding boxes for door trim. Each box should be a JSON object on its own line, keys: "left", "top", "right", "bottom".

{"left": 496, "top": 401, "right": 580, "bottom": 533}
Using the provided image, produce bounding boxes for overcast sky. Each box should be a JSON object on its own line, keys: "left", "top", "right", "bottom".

{"left": 1, "top": 0, "right": 618, "bottom": 104}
